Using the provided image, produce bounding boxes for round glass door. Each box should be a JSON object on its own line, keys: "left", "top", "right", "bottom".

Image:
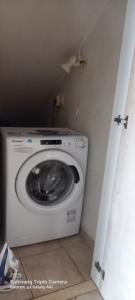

{"left": 26, "top": 160, "right": 79, "bottom": 206}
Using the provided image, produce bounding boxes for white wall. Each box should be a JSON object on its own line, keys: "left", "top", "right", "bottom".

{"left": 56, "top": 0, "right": 127, "bottom": 240}
{"left": 0, "top": 0, "right": 109, "bottom": 124}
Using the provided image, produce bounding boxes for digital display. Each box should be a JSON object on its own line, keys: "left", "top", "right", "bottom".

{"left": 40, "top": 140, "right": 62, "bottom": 145}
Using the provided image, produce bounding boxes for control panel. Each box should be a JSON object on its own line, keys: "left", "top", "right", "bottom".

{"left": 40, "top": 140, "right": 62, "bottom": 145}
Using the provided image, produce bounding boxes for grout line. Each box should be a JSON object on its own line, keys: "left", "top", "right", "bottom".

{"left": 74, "top": 287, "right": 101, "bottom": 300}
{"left": 16, "top": 241, "right": 62, "bottom": 260}
{"left": 20, "top": 258, "right": 40, "bottom": 299}
{"left": 16, "top": 234, "right": 83, "bottom": 260}
{"left": 60, "top": 242, "right": 87, "bottom": 282}
{"left": 19, "top": 260, "right": 34, "bottom": 299}
{"left": 80, "top": 235, "right": 93, "bottom": 250}
{"left": 59, "top": 235, "right": 93, "bottom": 281}
{"left": 33, "top": 280, "right": 87, "bottom": 299}
{"left": 19, "top": 259, "right": 29, "bottom": 280}
{"left": 33, "top": 281, "right": 97, "bottom": 300}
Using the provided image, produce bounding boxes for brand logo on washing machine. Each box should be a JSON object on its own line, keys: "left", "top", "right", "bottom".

{"left": 12, "top": 139, "right": 23, "bottom": 143}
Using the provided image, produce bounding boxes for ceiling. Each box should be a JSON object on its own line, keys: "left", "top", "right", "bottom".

{"left": 0, "top": 0, "right": 109, "bottom": 124}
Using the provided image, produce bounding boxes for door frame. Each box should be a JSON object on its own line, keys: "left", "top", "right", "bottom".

{"left": 91, "top": 0, "right": 135, "bottom": 288}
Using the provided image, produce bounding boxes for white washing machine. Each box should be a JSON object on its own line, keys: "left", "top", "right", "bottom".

{"left": 1, "top": 127, "right": 88, "bottom": 247}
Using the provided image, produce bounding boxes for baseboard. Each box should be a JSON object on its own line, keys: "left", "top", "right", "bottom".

{"left": 80, "top": 226, "right": 95, "bottom": 252}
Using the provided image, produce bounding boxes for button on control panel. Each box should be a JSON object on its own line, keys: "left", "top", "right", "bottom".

{"left": 75, "top": 139, "right": 86, "bottom": 148}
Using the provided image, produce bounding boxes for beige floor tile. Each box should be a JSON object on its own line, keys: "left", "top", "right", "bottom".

{"left": 22, "top": 248, "right": 83, "bottom": 298}
{"left": 17, "top": 240, "right": 61, "bottom": 259}
{"left": 35, "top": 280, "right": 96, "bottom": 300}
{"left": 59, "top": 234, "right": 83, "bottom": 248}
{"left": 0, "top": 261, "right": 32, "bottom": 300}
{"left": 62, "top": 241, "right": 92, "bottom": 280}
{"left": 76, "top": 290, "right": 103, "bottom": 300}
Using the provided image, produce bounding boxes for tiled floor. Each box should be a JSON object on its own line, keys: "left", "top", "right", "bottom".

{"left": 0, "top": 234, "right": 103, "bottom": 300}
{"left": 75, "top": 290, "right": 103, "bottom": 300}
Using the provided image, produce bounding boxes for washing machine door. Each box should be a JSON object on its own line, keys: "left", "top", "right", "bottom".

{"left": 16, "top": 149, "right": 84, "bottom": 214}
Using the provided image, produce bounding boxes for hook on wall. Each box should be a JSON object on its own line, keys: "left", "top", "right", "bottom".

{"left": 61, "top": 55, "right": 86, "bottom": 74}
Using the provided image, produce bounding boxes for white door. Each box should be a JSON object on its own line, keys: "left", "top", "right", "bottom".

{"left": 91, "top": 0, "right": 135, "bottom": 298}
{"left": 100, "top": 50, "right": 135, "bottom": 300}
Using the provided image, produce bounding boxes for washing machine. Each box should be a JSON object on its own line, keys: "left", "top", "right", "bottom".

{"left": 1, "top": 127, "right": 88, "bottom": 247}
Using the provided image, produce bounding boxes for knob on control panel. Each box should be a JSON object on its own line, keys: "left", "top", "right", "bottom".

{"left": 75, "top": 139, "right": 85, "bottom": 148}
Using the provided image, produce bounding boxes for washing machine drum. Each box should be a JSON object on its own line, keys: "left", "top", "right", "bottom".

{"left": 16, "top": 150, "right": 84, "bottom": 213}
{"left": 26, "top": 160, "right": 79, "bottom": 206}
